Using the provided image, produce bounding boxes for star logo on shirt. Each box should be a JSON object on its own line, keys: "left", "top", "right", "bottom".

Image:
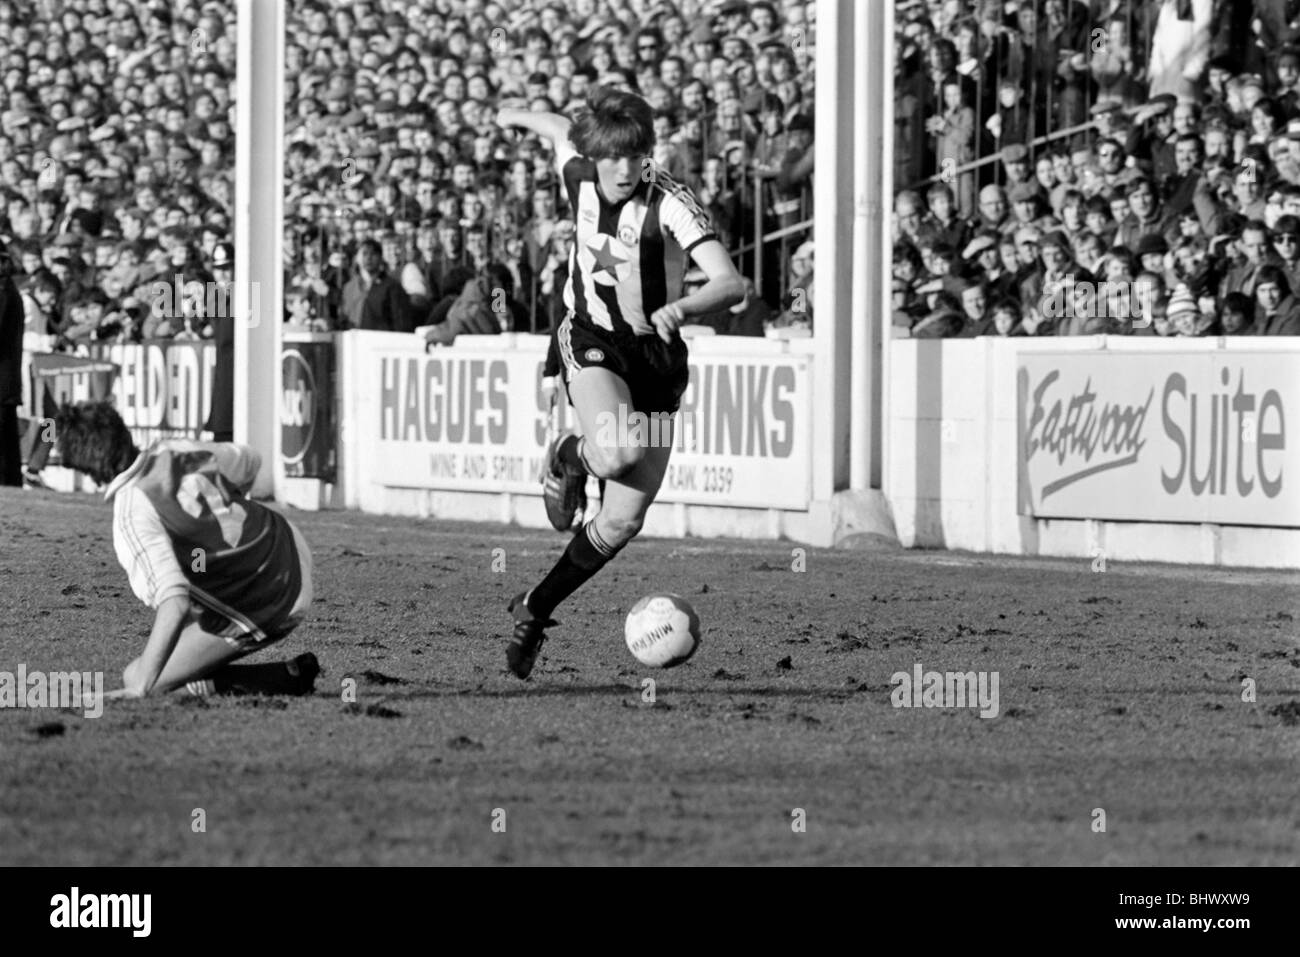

{"left": 585, "top": 234, "right": 632, "bottom": 285}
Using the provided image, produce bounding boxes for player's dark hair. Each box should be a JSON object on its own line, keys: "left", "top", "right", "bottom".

{"left": 54, "top": 400, "right": 140, "bottom": 486}
{"left": 568, "top": 86, "right": 655, "bottom": 160}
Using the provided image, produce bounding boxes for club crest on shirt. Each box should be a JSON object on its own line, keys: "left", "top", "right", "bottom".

{"left": 584, "top": 349, "right": 605, "bottom": 362}
{"left": 618, "top": 224, "right": 639, "bottom": 246}
{"left": 583, "top": 233, "right": 634, "bottom": 285}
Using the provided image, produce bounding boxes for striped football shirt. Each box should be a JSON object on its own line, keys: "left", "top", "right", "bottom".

{"left": 559, "top": 154, "right": 718, "bottom": 336}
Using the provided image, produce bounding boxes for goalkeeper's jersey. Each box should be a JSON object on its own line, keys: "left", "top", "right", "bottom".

{"left": 104, "top": 440, "right": 306, "bottom": 640}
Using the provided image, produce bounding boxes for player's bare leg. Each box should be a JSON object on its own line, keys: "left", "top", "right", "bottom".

{"left": 122, "top": 616, "right": 318, "bottom": 697}
{"left": 508, "top": 366, "right": 673, "bottom": 678}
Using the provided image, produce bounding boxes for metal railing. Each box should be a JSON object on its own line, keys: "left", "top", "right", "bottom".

{"left": 290, "top": 151, "right": 812, "bottom": 332}
{"left": 902, "top": 119, "right": 1099, "bottom": 193}
{"left": 895, "top": 0, "right": 1159, "bottom": 203}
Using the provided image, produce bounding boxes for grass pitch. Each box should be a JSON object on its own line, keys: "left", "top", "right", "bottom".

{"left": 1, "top": 487, "right": 1297, "bottom": 865}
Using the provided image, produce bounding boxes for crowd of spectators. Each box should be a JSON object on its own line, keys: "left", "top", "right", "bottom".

{"left": 280, "top": 0, "right": 817, "bottom": 339}
{"left": 0, "top": 0, "right": 817, "bottom": 353}
{"left": 0, "top": 0, "right": 238, "bottom": 349}
{"left": 892, "top": 0, "right": 1300, "bottom": 338}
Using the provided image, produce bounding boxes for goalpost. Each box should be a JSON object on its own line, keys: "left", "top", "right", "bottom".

{"left": 234, "top": 0, "right": 286, "bottom": 499}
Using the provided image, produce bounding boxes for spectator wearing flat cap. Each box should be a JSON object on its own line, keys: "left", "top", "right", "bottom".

{"left": 1002, "top": 180, "right": 1052, "bottom": 238}
{"left": 999, "top": 143, "right": 1038, "bottom": 196}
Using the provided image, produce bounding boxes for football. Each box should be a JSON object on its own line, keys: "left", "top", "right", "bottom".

{"left": 624, "top": 594, "right": 701, "bottom": 668}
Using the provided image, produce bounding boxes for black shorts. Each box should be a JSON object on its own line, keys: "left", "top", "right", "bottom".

{"left": 556, "top": 313, "right": 690, "bottom": 415}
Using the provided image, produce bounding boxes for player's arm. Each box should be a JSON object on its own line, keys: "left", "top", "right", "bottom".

{"left": 496, "top": 107, "right": 578, "bottom": 171}
{"left": 122, "top": 595, "right": 189, "bottom": 697}
{"left": 650, "top": 239, "right": 746, "bottom": 343}
{"left": 112, "top": 488, "right": 193, "bottom": 697}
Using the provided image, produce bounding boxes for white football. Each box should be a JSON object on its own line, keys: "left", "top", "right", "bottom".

{"left": 624, "top": 594, "right": 701, "bottom": 668}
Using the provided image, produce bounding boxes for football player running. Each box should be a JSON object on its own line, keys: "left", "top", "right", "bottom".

{"left": 495, "top": 87, "right": 744, "bottom": 678}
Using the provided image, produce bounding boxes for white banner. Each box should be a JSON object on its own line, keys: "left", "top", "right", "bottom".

{"left": 1019, "top": 350, "right": 1300, "bottom": 527}
{"left": 357, "top": 334, "right": 812, "bottom": 509}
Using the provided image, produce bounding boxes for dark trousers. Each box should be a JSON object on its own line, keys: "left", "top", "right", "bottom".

{"left": 0, "top": 404, "right": 21, "bottom": 486}
{"left": 24, "top": 388, "right": 58, "bottom": 473}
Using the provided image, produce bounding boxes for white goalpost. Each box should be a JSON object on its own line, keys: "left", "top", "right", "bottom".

{"left": 234, "top": 0, "right": 286, "bottom": 499}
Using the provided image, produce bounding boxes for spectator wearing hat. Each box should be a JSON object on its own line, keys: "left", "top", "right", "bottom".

{"left": 973, "top": 230, "right": 1023, "bottom": 302}
{"left": 1253, "top": 262, "right": 1300, "bottom": 334}
{"left": 1000, "top": 143, "right": 1036, "bottom": 194}
{"left": 1003, "top": 181, "right": 1049, "bottom": 238}
{"left": 1010, "top": 224, "right": 1045, "bottom": 310}
{"left": 1134, "top": 233, "right": 1173, "bottom": 283}
{"left": 1159, "top": 283, "right": 1201, "bottom": 337}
